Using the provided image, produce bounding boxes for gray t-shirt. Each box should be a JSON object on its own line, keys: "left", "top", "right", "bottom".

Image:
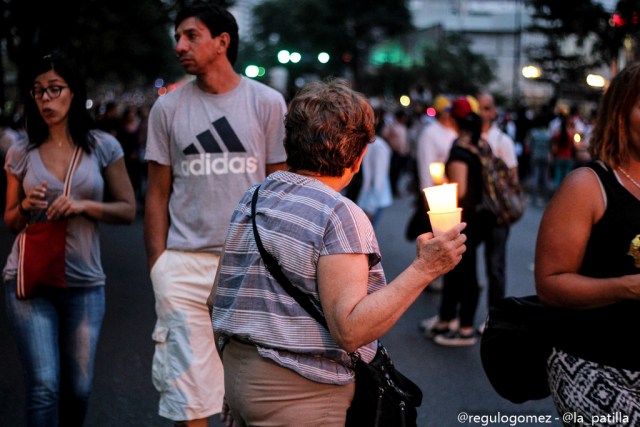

{"left": 3, "top": 131, "right": 124, "bottom": 286}
{"left": 145, "top": 76, "right": 287, "bottom": 252}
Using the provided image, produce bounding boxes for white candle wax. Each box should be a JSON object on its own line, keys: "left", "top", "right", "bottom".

{"left": 423, "top": 183, "right": 458, "bottom": 212}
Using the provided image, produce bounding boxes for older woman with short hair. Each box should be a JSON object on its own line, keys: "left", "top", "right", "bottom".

{"left": 210, "top": 79, "right": 466, "bottom": 426}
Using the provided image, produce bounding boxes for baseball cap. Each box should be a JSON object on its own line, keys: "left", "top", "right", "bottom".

{"left": 450, "top": 97, "right": 473, "bottom": 120}
{"left": 466, "top": 95, "right": 480, "bottom": 114}
{"left": 433, "top": 95, "right": 451, "bottom": 114}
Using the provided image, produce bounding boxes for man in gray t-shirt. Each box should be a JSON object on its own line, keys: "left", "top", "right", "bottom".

{"left": 143, "top": 4, "right": 286, "bottom": 426}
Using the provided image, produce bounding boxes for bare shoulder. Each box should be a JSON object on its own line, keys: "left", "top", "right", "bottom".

{"left": 558, "top": 166, "right": 602, "bottom": 194}
{"left": 548, "top": 165, "right": 605, "bottom": 220}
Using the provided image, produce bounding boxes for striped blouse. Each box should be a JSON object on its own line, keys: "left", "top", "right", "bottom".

{"left": 213, "top": 170, "right": 385, "bottom": 385}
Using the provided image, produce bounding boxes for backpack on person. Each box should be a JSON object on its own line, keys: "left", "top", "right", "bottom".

{"left": 456, "top": 135, "right": 525, "bottom": 226}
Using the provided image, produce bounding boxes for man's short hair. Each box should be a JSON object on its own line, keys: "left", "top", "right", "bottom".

{"left": 175, "top": 3, "right": 239, "bottom": 65}
{"left": 284, "top": 79, "right": 374, "bottom": 177}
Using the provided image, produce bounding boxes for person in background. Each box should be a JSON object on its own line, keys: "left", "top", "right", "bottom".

{"left": 210, "top": 79, "right": 466, "bottom": 426}
{"left": 406, "top": 100, "right": 432, "bottom": 160}
{"left": 514, "top": 105, "right": 533, "bottom": 182}
{"left": 476, "top": 92, "right": 519, "bottom": 332}
{"left": 413, "top": 94, "right": 458, "bottom": 326}
{"left": 551, "top": 112, "right": 576, "bottom": 189}
{"left": 535, "top": 62, "right": 640, "bottom": 423}
{"left": 382, "top": 108, "right": 410, "bottom": 197}
{"left": 1, "top": 116, "right": 22, "bottom": 213}
{"left": 415, "top": 95, "right": 458, "bottom": 191}
{"left": 572, "top": 108, "right": 593, "bottom": 169}
{"left": 527, "top": 112, "right": 553, "bottom": 206}
{"left": 143, "top": 4, "right": 287, "bottom": 426}
{"left": 429, "top": 97, "right": 485, "bottom": 346}
{"left": 95, "top": 101, "right": 120, "bottom": 137}
{"left": 411, "top": 94, "right": 457, "bottom": 302}
{"left": 356, "top": 107, "right": 393, "bottom": 227}
{"left": 0, "top": 115, "right": 21, "bottom": 156}
{"left": 3, "top": 52, "right": 135, "bottom": 427}
{"left": 116, "top": 107, "right": 143, "bottom": 208}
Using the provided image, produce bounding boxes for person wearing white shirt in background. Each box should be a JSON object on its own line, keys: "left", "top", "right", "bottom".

{"left": 357, "top": 108, "right": 393, "bottom": 227}
{"left": 476, "top": 92, "right": 519, "bottom": 333}
{"left": 382, "top": 108, "right": 411, "bottom": 198}
{"left": 415, "top": 94, "right": 458, "bottom": 329}
{"left": 415, "top": 95, "right": 458, "bottom": 190}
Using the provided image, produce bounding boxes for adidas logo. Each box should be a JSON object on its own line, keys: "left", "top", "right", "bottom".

{"left": 180, "top": 117, "right": 258, "bottom": 176}
{"left": 180, "top": 152, "right": 258, "bottom": 176}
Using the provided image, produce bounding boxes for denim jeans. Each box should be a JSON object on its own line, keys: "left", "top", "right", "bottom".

{"left": 4, "top": 281, "right": 105, "bottom": 427}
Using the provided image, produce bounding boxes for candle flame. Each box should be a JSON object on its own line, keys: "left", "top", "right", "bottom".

{"left": 429, "top": 162, "right": 445, "bottom": 185}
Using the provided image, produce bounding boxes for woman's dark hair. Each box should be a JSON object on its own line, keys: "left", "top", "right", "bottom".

{"left": 450, "top": 97, "right": 482, "bottom": 145}
{"left": 25, "top": 53, "right": 95, "bottom": 153}
{"left": 455, "top": 113, "right": 483, "bottom": 146}
{"left": 175, "top": 3, "right": 239, "bottom": 65}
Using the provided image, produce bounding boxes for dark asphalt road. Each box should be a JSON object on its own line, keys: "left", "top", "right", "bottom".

{"left": 0, "top": 186, "right": 563, "bottom": 427}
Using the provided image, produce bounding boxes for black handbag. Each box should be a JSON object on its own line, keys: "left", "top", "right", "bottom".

{"left": 479, "top": 295, "right": 559, "bottom": 404}
{"left": 251, "top": 186, "right": 423, "bottom": 427}
{"left": 346, "top": 343, "right": 422, "bottom": 426}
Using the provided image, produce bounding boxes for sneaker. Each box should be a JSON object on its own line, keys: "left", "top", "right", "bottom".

{"left": 418, "top": 315, "right": 439, "bottom": 332}
{"left": 433, "top": 330, "right": 477, "bottom": 347}
{"left": 428, "top": 324, "right": 451, "bottom": 338}
{"left": 419, "top": 316, "right": 459, "bottom": 334}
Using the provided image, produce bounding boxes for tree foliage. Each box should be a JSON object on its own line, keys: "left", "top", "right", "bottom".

{"left": 526, "top": 0, "right": 611, "bottom": 86}
{"left": 420, "top": 32, "right": 496, "bottom": 96}
{"left": 0, "top": 0, "right": 200, "bottom": 105}
{"left": 248, "top": 0, "right": 413, "bottom": 93}
{"left": 525, "top": 0, "right": 639, "bottom": 98}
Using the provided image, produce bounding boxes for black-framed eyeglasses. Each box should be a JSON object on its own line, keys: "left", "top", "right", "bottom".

{"left": 30, "top": 86, "right": 68, "bottom": 100}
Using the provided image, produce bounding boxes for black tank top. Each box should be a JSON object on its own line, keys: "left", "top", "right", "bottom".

{"left": 556, "top": 161, "right": 640, "bottom": 370}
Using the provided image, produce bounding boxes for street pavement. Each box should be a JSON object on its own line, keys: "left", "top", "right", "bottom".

{"left": 0, "top": 185, "right": 564, "bottom": 427}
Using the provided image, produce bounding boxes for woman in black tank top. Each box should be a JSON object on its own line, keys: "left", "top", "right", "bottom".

{"left": 535, "top": 62, "right": 640, "bottom": 424}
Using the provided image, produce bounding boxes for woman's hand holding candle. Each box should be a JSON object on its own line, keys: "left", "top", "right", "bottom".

{"left": 423, "top": 182, "right": 462, "bottom": 236}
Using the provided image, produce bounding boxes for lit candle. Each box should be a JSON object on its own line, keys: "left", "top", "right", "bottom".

{"left": 423, "top": 183, "right": 462, "bottom": 236}
{"left": 423, "top": 183, "right": 457, "bottom": 213}
{"left": 429, "top": 162, "right": 446, "bottom": 185}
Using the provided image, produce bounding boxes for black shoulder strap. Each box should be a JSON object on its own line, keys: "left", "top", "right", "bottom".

{"left": 251, "top": 186, "right": 329, "bottom": 330}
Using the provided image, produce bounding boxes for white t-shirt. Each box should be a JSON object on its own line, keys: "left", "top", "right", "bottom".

{"left": 483, "top": 124, "right": 518, "bottom": 169}
{"left": 415, "top": 120, "right": 458, "bottom": 189}
{"left": 357, "top": 136, "right": 393, "bottom": 214}
{"left": 145, "top": 77, "right": 287, "bottom": 252}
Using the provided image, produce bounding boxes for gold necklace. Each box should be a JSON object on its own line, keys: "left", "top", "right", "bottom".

{"left": 618, "top": 167, "right": 640, "bottom": 192}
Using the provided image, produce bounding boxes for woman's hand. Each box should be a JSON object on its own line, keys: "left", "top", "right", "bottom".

{"left": 413, "top": 222, "right": 467, "bottom": 279}
{"left": 47, "top": 195, "right": 86, "bottom": 220}
{"left": 22, "top": 181, "right": 49, "bottom": 212}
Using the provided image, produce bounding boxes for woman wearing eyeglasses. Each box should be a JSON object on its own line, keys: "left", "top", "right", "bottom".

{"left": 2, "top": 53, "right": 135, "bottom": 426}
